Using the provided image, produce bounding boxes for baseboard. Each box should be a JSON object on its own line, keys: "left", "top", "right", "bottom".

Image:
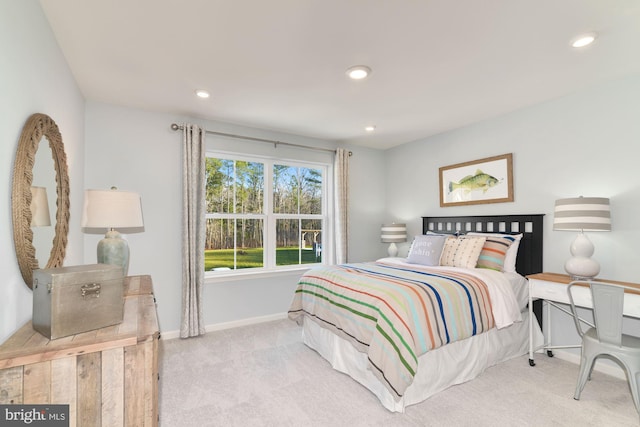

{"left": 552, "top": 349, "right": 627, "bottom": 380}
{"left": 160, "top": 312, "right": 289, "bottom": 340}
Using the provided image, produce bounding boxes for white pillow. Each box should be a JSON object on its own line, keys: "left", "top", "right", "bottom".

{"left": 407, "top": 235, "right": 448, "bottom": 266}
{"left": 467, "top": 232, "right": 522, "bottom": 273}
{"left": 440, "top": 236, "right": 486, "bottom": 269}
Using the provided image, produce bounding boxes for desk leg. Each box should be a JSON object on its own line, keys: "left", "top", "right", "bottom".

{"left": 544, "top": 300, "right": 554, "bottom": 358}
{"left": 529, "top": 284, "right": 535, "bottom": 366}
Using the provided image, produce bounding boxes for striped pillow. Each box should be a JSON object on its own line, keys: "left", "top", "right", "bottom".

{"left": 440, "top": 236, "right": 486, "bottom": 269}
{"left": 467, "top": 232, "right": 522, "bottom": 273}
{"left": 476, "top": 235, "right": 515, "bottom": 271}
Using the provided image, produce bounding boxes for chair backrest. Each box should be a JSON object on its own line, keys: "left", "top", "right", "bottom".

{"left": 567, "top": 281, "right": 633, "bottom": 347}
{"left": 590, "top": 282, "right": 625, "bottom": 346}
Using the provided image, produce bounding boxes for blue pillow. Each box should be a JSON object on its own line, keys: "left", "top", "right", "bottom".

{"left": 407, "top": 235, "right": 448, "bottom": 266}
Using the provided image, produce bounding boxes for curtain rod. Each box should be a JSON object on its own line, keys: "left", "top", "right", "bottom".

{"left": 170, "top": 123, "right": 351, "bottom": 156}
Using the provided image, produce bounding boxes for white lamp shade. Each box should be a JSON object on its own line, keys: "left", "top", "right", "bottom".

{"left": 553, "top": 197, "right": 611, "bottom": 231}
{"left": 30, "top": 186, "right": 51, "bottom": 227}
{"left": 82, "top": 189, "right": 144, "bottom": 230}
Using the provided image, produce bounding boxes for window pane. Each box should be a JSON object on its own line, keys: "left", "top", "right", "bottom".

{"left": 206, "top": 158, "right": 234, "bottom": 213}
{"left": 273, "top": 165, "right": 298, "bottom": 214}
{"left": 205, "top": 218, "right": 264, "bottom": 270}
{"left": 273, "top": 164, "right": 323, "bottom": 215}
{"left": 301, "top": 219, "right": 322, "bottom": 264}
{"left": 299, "top": 167, "right": 322, "bottom": 215}
{"left": 206, "top": 158, "right": 263, "bottom": 214}
{"left": 235, "top": 161, "right": 264, "bottom": 214}
{"left": 276, "top": 218, "right": 300, "bottom": 265}
{"left": 276, "top": 219, "right": 322, "bottom": 265}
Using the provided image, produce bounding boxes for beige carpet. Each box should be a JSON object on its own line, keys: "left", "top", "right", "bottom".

{"left": 158, "top": 319, "right": 639, "bottom": 426}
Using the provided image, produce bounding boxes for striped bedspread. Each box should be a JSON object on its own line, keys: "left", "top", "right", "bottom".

{"left": 288, "top": 262, "right": 507, "bottom": 400}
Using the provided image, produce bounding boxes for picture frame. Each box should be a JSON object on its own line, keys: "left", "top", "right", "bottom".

{"left": 439, "top": 153, "right": 513, "bottom": 207}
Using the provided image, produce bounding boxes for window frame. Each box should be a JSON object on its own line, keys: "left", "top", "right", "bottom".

{"left": 204, "top": 150, "right": 331, "bottom": 280}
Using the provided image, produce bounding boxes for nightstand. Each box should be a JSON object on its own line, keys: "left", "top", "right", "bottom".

{"left": 526, "top": 272, "right": 640, "bottom": 367}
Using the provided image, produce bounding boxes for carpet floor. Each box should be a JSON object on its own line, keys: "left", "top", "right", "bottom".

{"left": 158, "top": 319, "right": 639, "bottom": 426}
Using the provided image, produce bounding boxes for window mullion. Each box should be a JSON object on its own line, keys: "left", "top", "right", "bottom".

{"left": 233, "top": 161, "right": 237, "bottom": 269}
{"left": 265, "top": 159, "right": 275, "bottom": 269}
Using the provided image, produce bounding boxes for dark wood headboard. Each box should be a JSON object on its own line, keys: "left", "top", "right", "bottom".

{"left": 422, "top": 214, "right": 545, "bottom": 276}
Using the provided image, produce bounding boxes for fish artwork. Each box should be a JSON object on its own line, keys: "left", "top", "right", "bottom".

{"left": 448, "top": 169, "right": 500, "bottom": 193}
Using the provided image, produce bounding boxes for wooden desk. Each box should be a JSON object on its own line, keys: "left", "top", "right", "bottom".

{"left": 527, "top": 272, "right": 640, "bottom": 366}
{"left": 0, "top": 275, "right": 159, "bottom": 427}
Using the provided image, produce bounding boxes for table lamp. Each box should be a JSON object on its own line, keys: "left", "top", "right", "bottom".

{"left": 553, "top": 196, "right": 610, "bottom": 279}
{"left": 81, "top": 187, "right": 144, "bottom": 276}
{"left": 381, "top": 223, "right": 407, "bottom": 257}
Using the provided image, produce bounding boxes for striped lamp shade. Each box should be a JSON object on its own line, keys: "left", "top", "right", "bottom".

{"left": 553, "top": 197, "right": 611, "bottom": 231}
{"left": 381, "top": 223, "right": 407, "bottom": 243}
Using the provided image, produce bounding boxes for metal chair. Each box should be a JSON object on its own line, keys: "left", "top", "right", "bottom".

{"left": 567, "top": 280, "right": 640, "bottom": 415}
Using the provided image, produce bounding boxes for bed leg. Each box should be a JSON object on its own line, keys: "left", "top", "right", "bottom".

{"left": 529, "top": 359, "right": 536, "bottom": 367}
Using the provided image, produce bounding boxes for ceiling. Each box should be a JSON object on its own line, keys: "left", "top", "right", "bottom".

{"left": 40, "top": 0, "right": 640, "bottom": 150}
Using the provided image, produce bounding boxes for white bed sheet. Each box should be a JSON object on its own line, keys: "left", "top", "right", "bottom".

{"left": 303, "top": 310, "right": 543, "bottom": 413}
{"left": 300, "top": 261, "right": 543, "bottom": 413}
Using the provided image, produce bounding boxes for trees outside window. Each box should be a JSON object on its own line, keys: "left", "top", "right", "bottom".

{"left": 205, "top": 154, "right": 326, "bottom": 273}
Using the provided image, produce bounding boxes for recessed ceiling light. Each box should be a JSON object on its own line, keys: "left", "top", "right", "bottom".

{"left": 195, "top": 90, "right": 210, "bottom": 98}
{"left": 571, "top": 32, "right": 597, "bottom": 48}
{"left": 346, "top": 65, "right": 371, "bottom": 80}
{"left": 365, "top": 125, "right": 376, "bottom": 132}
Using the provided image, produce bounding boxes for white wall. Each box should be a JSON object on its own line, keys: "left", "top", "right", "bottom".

{"left": 348, "top": 146, "right": 388, "bottom": 262}
{"left": 385, "top": 74, "right": 640, "bottom": 351}
{"left": 0, "top": 0, "right": 85, "bottom": 343}
{"left": 386, "top": 74, "right": 640, "bottom": 280}
{"left": 84, "top": 102, "right": 387, "bottom": 334}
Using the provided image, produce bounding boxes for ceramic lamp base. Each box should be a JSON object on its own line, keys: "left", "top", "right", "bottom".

{"left": 564, "top": 232, "right": 600, "bottom": 280}
{"left": 97, "top": 229, "right": 129, "bottom": 276}
{"left": 387, "top": 242, "right": 399, "bottom": 257}
{"left": 565, "top": 257, "right": 600, "bottom": 280}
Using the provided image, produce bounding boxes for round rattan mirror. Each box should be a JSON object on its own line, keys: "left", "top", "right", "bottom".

{"left": 12, "top": 113, "right": 70, "bottom": 288}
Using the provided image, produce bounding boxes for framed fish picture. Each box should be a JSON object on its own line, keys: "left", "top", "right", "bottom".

{"left": 439, "top": 153, "right": 513, "bottom": 207}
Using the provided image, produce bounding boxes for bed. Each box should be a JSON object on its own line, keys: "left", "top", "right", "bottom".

{"left": 288, "top": 214, "right": 546, "bottom": 412}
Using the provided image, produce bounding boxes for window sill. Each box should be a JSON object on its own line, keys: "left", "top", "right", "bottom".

{"left": 204, "top": 266, "right": 315, "bottom": 284}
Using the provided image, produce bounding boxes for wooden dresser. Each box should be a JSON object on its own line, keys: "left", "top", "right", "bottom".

{"left": 0, "top": 275, "right": 159, "bottom": 427}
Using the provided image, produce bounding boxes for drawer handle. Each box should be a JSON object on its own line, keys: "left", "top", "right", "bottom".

{"left": 81, "top": 283, "right": 101, "bottom": 298}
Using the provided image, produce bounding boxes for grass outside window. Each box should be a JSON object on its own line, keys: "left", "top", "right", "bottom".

{"left": 205, "top": 247, "right": 320, "bottom": 271}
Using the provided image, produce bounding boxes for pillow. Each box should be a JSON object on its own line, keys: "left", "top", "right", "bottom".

{"left": 440, "top": 236, "right": 486, "bottom": 269}
{"left": 468, "top": 232, "right": 522, "bottom": 273}
{"left": 407, "top": 234, "right": 448, "bottom": 266}
{"left": 475, "top": 235, "right": 515, "bottom": 271}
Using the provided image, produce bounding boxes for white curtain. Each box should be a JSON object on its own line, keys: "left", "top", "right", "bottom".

{"left": 334, "top": 148, "right": 350, "bottom": 264}
{"left": 180, "top": 124, "right": 206, "bottom": 338}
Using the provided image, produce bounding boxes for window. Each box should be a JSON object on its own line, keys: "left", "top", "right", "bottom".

{"left": 205, "top": 153, "right": 327, "bottom": 275}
